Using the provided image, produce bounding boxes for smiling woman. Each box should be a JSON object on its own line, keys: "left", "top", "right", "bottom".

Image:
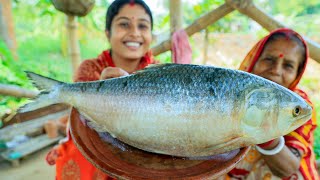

{"left": 44, "top": 0, "right": 157, "bottom": 179}
{"left": 104, "top": 0, "right": 153, "bottom": 73}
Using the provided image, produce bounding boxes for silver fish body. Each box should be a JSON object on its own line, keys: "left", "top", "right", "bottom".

{"left": 22, "top": 64, "right": 312, "bottom": 157}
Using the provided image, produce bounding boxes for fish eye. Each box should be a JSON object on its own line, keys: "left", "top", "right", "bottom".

{"left": 293, "top": 106, "right": 301, "bottom": 117}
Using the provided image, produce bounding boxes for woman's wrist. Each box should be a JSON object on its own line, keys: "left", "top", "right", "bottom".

{"left": 256, "top": 136, "right": 285, "bottom": 155}
{"left": 257, "top": 139, "right": 275, "bottom": 149}
{"left": 257, "top": 138, "right": 281, "bottom": 150}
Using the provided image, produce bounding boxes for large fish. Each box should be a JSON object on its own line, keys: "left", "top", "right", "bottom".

{"left": 20, "top": 64, "right": 312, "bottom": 157}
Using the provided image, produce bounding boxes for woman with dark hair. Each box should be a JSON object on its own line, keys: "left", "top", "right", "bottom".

{"left": 46, "top": 0, "right": 156, "bottom": 179}
{"left": 224, "top": 28, "right": 319, "bottom": 180}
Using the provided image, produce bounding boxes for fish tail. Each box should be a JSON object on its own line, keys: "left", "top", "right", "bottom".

{"left": 18, "top": 71, "right": 64, "bottom": 113}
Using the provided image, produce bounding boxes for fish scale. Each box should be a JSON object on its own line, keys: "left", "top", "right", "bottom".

{"left": 20, "top": 64, "right": 312, "bottom": 157}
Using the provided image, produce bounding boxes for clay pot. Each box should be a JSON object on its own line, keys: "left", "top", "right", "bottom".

{"left": 52, "top": 0, "right": 95, "bottom": 17}
{"left": 44, "top": 120, "right": 59, "bottom": 139}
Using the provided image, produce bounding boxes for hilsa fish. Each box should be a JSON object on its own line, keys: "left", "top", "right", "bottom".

{"left": 20, "top": 64, "right": 312, "bottom": 157}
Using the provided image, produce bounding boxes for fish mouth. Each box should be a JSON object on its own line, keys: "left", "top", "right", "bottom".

{"left": 291, "top": 112, "right": 312, "bottom": 127}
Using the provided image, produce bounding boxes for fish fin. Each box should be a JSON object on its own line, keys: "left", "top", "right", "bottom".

{"left": 79, "top": 112, "right": 107, "bottom": 133}
{"left": 87, "top": 121, "right": 108, "bottom": 133}
{"left": 25, "top": 71, "right": 63, "bottom": 91}
{"left": 201, "top": 136, "right": 244, "bottom": 156}
{"left": 188, "top": 149, "right": 240, "bottom": 160}
{"left": 98, "top": 132, "right": 128, "bottom": 151}
{"left": 18, "top": 72, "right": 64, "bottom": 113}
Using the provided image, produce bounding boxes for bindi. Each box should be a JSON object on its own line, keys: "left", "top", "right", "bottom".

{"left": 279, "top": 53, "right": 284, "bottom": 58}
{"left": 130, "top": 0, "right": 135, "bottom": 6}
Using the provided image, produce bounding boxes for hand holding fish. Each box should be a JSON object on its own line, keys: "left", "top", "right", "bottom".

{"left": 100, "top": 67, "right": 129, "bottom": 80}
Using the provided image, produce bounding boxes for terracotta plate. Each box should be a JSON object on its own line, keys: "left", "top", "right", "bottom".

{"left": 70, "top": 108, "right": 250, "bottom": 179}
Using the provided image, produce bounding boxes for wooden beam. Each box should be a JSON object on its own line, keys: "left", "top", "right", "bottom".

{"left": 3, "top": 104, "right": 69, "bottom": 127}
{"left": 0, "top": 84, "right": 38, "bottom": 98}
{"left": 151, "top": 3, "right": 234, "bottom": 56}
{"left": 226, "top": 0, "right": 320, "bottom": 63}
{"left": 305, "top": 38, "right": 320, "bottom": 63}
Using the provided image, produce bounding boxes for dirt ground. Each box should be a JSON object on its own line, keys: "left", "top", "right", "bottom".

{"left": 0, "top": 145, "right": 55, "bottom": 180}
{"left": 0, "top": 33, "right": 319, "bottom": 179}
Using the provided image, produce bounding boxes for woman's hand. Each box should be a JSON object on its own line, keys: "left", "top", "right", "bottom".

{"left": 100, "top": 67, "right": 129, "bottom": 80}
{"left": 259, "top": 137, "right": 302, "bottom": 178}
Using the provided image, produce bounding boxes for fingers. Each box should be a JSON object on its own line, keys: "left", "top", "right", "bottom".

{"left": 100, "top": 67, "right": 129, "bottom": 80}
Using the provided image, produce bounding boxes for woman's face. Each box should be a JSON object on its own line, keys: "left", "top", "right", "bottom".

{"left": 106, "top": 4, "right": 152, "bottom": 61}
{"left": 252, "top": 37, "right": 304, "bottom": 88}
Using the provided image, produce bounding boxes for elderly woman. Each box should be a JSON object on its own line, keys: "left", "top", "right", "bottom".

{"left": 226, "top": 28, "right": 318, "bottom": 179}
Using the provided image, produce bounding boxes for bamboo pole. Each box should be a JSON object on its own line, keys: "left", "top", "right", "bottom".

{"left": 226, "top": 0, "right": 320, "bottom": 63}
{"left": 170, "top": 0, "right": 183, "bottom": 34}
{"left": 0, "top": 0, "right": 17, "bottom": 59}
{"left": 0, "top": 84, "right": 38, "bottom": 98}
{"left": 66, "top": 15, "right": 81, "bottom": 76}
{"left": 304, "top": 38, "right": 320, "bottom": 63}
{"left": 169, "top": 0, "right": 183, "bottom": 61}
{"left": 202, "top": 28, "right": 209, "bottom": 65}
{"left": 317, "top": 159, "right": 320, "bottom": 174}
{"left": 151, "top": 3, "right": 234, "bottom": 56}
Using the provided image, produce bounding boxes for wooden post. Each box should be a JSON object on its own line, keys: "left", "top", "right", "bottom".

{"left": 202, "top": 28, "right": 209, "bottom": 64}
{"left": 0, "top": 0, "right": 17, "bottom": 58}
{"left": 152, "top": 3, "right": 234, "bottom": 56}
{"left": 169, "top": 0, "right": 183, "bottom": 60}
{"left": 226, "top": 0, "right": 320, "bottom": 63}
{"left": 170, "top": 0, "right": 183, "bottom": 34}
{"left": 66, "top": 15, "right": 81, "bottom": 76}
{"left": 51, "top": 0, "right": 95, "bottom": 76}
